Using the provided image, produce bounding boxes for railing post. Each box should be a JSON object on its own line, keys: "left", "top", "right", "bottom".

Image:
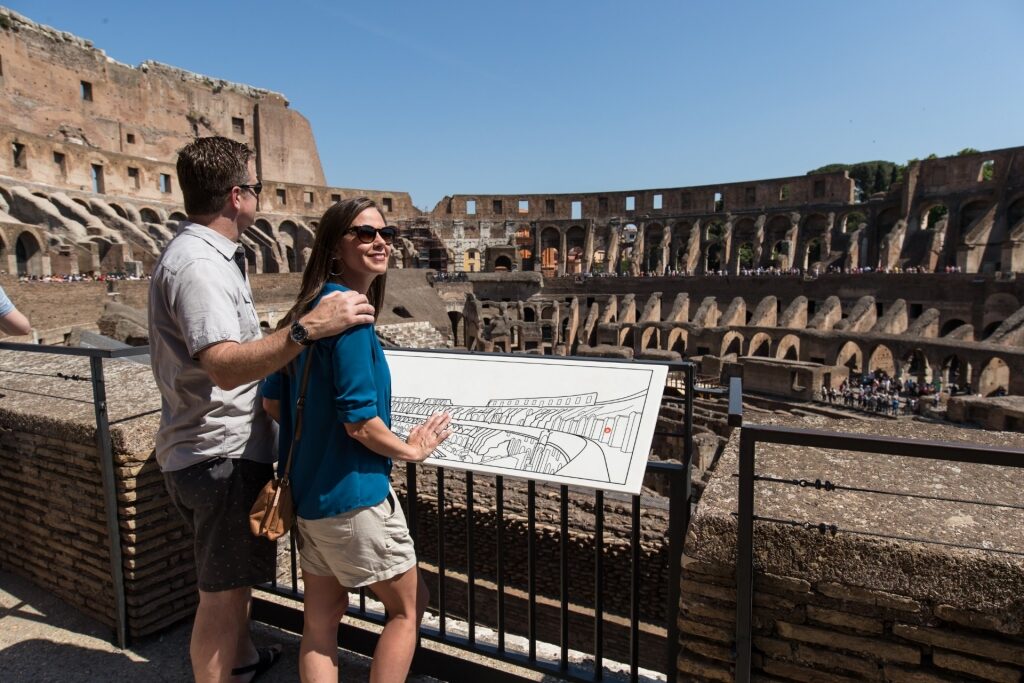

{"left": 735, "top": 428, "right": 755, "bottom": 683}
{"left": 89, "top": 356, "right": 128, "bottom": 648}
{"left": 665, "top": 362, "right": 693, "bottom": 679}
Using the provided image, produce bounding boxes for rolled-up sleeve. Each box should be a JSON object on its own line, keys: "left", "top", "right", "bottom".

{"left": 168, "top": 258, "right": 243, "bottom": 357}
{"left": 261, "top": 372, "right": 283, "bottom": 401}
{"left": 332, "top": 324, "right": 378, "bottom": 423}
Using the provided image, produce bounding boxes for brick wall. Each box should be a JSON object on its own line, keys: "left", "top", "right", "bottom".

{"left": 678, "top": 558, "right": 1024, "bottom": 682}
{"left": 0, "top": 351, "right": 194, "bottom": 638}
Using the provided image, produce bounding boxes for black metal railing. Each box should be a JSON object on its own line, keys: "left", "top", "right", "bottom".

{"left": 0, "top": 340, "right": 150, "bottom": 648}
{"left": 733, "top": 424, "right": 1024, "bottom": 683}
{"left": 254, "top": 356, "right": 739, "bottom": 682}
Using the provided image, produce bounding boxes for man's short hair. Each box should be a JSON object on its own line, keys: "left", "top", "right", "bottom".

{"left": 176, "top": 137, "right": 255, "bottom": 216}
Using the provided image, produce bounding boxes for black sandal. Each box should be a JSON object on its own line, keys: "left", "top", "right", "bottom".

{"left": 231, "top": 645, "right": 282, "bottom": 682}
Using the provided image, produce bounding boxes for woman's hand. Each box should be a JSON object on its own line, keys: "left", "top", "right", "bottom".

{"left": 404, "top": 412, "right": 453, "bottom": 462}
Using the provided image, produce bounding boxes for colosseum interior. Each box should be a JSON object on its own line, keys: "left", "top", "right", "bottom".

{"left": 0, "top": 7, "right": 1022, "bottom": 683}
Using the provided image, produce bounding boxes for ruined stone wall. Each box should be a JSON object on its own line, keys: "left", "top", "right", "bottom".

{"left": 0, "top": 351, "right": 194, "bottom": 638}
{"left": 679, "top": 415, "right": 1024, "bottom": 682}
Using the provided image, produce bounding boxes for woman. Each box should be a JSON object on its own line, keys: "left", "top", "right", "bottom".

{"left": 262, "top": 197, "right": 451, "bottom": 683}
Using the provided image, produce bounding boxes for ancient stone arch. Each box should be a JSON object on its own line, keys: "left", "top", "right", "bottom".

{"left": 978, "top": 357, "right": 1009, "bottom": 396}
{"left": 747, "top": 332, "right": 772, "bottom": 357}
{"left": 776, "top": 334, "right": 800, "bottom": 361}
{"left": 540, "top": 226, "right": 560, "bottom": 274}
{"left": 834, "top": 341, "right": 863, "bottom": 374}
{"left": 15, "top": 229, "right": 44, "bottom": 276}
{"left": 721, "top": 331, "right": 744, "bottom": 358}
{"left": 867, "top": 344, "right": 896, "bottom": 376}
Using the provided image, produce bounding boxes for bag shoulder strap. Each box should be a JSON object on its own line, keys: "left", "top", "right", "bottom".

{"left": 280, "top": 349, "right": 316, "bottom": 483}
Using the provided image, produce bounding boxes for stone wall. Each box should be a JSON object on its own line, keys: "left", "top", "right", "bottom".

{"left": 678, "top": 414, "right": 1024, "bottom": 682}
{"left": 0, "top": 350, "right": 193, "bottom": 638}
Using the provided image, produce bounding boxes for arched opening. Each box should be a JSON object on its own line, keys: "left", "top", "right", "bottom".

{"left": 921, "top": 204, "right": 948, "bottom": 230}
{"left": 494, "top": 255, "right": 512, "bottom": 271}
{"left": 540, "top": 227, "right": 560, "bottom": 274}
{"left": 841, "top": 211, "right": 866, "bottom": 234}
{"left": 960, "top": 200, "right": 990, "bottom": 230}
{"left": 108, "top": 203, "right": 128, "bottom": 220}
{"left": 515, "top": 225, "right": 535, "bottom": 271}
{"left": 667, "top": 329, "right": 686, "bottom": 356}
{"left": 978, "top": 357, "right": 1009, "bottom": 397}
{"left": 982, "top": 294, "right": 1018, "bottom": 337}
{"left": 982, "top": 320, "right": 1004, "bottom": 339}
{"left": 901, "top": 349, "right": 931, "bottom": 384}
{"left": 169, "top": 211, "right": 187, "bottom": 221}
{"left": 523, "top": 307, "right": 536, "bottom": 323}
{"left": 463, "top": 249, "right": 481, "bottom": 273}
{"left": 566, "top": 226, "right": 586, "bottom": 274}
{"left": 642, "top": 224, "right": 663, "bottom": 273}
{"left": 941, "top": 355, "right": 967, "bottom": 390}
{"left": 15, "top": 231, "right": 43, "bottom": 276}
{"left": 447, "top": 311, "right": 463, "bottom": 346}
{"left": 770, "top": 241, "right": 790, "bottom": 269}
{"left": 721, "top": 333, "right": 743, "bottom": 359}
{"left": 139, "top": 207, "right": 160, "bottom": 223}
{"left": 875, "top": 207, "right": 900, "bottom": 239}
{"left": 803, "top": 238, "right": 823, "bottom": 270}
{"left": 255, "top": 219, "right": 274, "bottom": 238}
{"left": 835, "top": 341, "right": 862, "bottom": 374}
{"left": 671, "top": 222, "right": 692, "bottom": 272}
{"left": 1008, "top": 196, "right": 1024, "bottom": 229}
{"left": 867, "top": 344, "right": 895, "bottom": 377}
{"left": 940, "top": 319, "right": 967, "bottom": 337}
{"left": 775, "top": 335, "right": 800, "bottom": 361}
{"left": 705, "top": 243, "right": 722, "bottom": 272}
{"left": 748, "top": 333, "right": 771, "bottom": 358}
{"left": 736, "top": 241, "right": 754, "bottom": 270}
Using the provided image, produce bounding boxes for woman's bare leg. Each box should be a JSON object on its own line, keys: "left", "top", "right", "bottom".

{"left": 299, "top": 572, "right": 349, "bottom": 683}
{"left": 366, "top": 566, "right": 429, "bottom": 683}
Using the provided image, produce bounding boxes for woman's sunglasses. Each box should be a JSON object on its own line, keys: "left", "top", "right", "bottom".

{"left": 347, "top": 225, "right": 397, "bottom": 244}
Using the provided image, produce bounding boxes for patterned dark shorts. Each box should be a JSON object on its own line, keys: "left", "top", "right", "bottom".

{"left": 164, "top": 457, "right": 276, "bottom": 592}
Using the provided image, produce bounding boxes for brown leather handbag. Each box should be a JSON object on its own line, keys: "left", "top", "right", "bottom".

{"left": 249, "top": 351, "right": 315, "bottom": 541}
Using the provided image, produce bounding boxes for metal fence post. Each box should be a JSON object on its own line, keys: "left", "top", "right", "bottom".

{"left": 734, "top": 428, "right": 755, "bottom": 683}
{"left": 89, "top": 356, "right": 129, "bottom": 648}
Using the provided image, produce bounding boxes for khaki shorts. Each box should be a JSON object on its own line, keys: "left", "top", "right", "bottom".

{"left": 297, "top": 487, "right": 417, "bottom": 588}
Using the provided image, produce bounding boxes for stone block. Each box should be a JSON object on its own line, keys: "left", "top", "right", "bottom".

{"left": 893, "top": 624, "right": 1024, "bottom": 666}
{"left": 934, "top": 604, "right": 1022, "bottom": 637}
{"left": 806, "top": 605, "right": 884, "bottom": 635}
{"left": 776, "top": 621, "right": 920, "bottom": 664}
{"left": 815, "top": 582, "right": 922, "bottom": 613}
{"left": 932, "top": 650, "right": 1022, "bottom": 683}
{"left": 793, "top": 643, "right": 883, "bottom": 680}
{"left": 677, "top": 654, "right": 733, "bottom": 683}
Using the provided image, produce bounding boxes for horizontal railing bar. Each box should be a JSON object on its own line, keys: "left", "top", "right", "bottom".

{"left": 743, "top": 424, "right": 1024, "bottom": 466}
{"left": 0, "top": 340, "right": 151, "bottom": 358}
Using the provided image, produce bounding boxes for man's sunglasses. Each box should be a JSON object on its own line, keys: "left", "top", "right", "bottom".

{"left": 236, "top": 183, "right": 263, "bottom": 197}
{"left": 347, "top": 225, "right": 398, "bottom": 244}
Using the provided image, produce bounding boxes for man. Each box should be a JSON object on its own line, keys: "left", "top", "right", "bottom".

{"left": 0, "top": 284, "right": 31, "bottom": 336}
{"left": 149, "top": 137, "right": 374, "bottom": 683}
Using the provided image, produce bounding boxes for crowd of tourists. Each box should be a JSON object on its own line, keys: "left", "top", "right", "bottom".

{"left": 14, "top": 271, "right": 149, "bottom": 283}
{"left": 818, "top": 370, "right": 959, "bottom": 416}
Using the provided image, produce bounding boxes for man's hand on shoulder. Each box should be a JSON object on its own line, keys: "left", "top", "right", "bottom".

{"left": 301, "top": 290, "right": 375, "bottom": 340}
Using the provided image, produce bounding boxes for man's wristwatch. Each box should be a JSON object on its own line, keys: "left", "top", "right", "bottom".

{"left": 289, "top": 320, "right": 314, "bottom": 346}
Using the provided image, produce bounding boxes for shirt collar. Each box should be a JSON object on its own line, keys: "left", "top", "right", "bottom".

{"left": 180, "top": 221, "right": 240, "bottom": 261}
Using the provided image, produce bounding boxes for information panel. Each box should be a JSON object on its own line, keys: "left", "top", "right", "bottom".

{"left": 385, "top": 350, "right": 669, "bottom": 495}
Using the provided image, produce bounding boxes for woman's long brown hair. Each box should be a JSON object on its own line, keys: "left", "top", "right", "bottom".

{"left": 276, "top": 196, "right": 388, "bottom": 333}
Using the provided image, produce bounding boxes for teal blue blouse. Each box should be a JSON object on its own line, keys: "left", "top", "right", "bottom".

{"left": 262, "top": 283, "right": 392, "bottom": 520}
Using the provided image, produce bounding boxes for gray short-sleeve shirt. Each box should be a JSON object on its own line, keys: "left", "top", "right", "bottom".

{"left": 149, "top": 222, "right": 276, "bottom": 472}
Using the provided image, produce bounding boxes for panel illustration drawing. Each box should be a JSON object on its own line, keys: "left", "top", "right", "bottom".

{"left": 385, "top": 350, "right": 669, "bottom": 494}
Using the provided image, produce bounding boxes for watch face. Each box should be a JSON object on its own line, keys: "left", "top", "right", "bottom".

{"left": 291, "top": 322, "right": 308, "bottom": 343}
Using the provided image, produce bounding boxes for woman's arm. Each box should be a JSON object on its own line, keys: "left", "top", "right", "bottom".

{"left": 263, "top": 398, "right": 281, "bottom": 423}
{"left": 345, "top": 412, "right": 452, "bottom": 463}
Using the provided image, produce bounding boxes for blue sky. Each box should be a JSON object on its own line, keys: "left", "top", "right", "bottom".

{"left": 13, "top": 1, "right": 1024, "bottom": 210}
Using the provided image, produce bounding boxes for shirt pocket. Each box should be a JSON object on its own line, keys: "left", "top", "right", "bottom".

{"left": 239, "top": 291, "right": 262, "bottom": 340}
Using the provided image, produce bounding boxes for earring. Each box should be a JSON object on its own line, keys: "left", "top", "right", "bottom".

{"left": 329, "top": 258, "right": 343, "bottom": 277}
